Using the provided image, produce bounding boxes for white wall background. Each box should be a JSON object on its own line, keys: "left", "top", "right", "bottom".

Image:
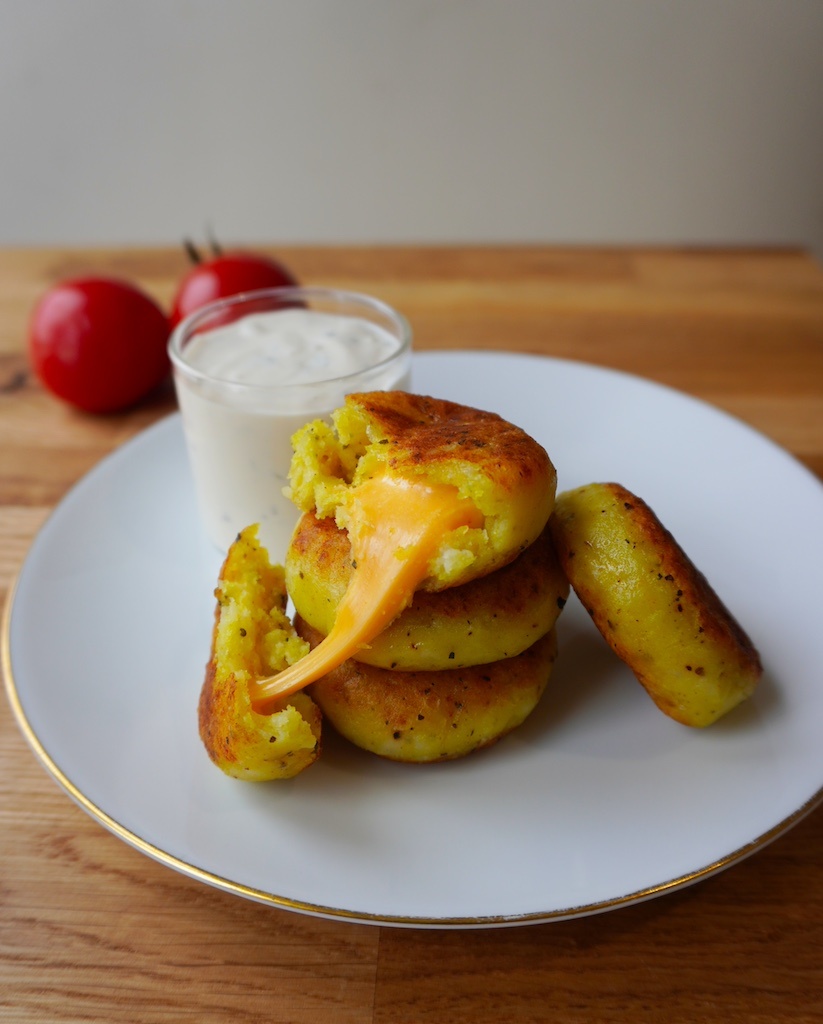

{"left": 1, "top": 0, "right": 822, "bottom": 254}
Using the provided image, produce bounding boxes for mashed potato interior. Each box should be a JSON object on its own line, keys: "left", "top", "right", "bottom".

{"left": 286, "top": 393, "right": 556, "bottom": 591}
{"left": 198, "top": 526, "right": 322, "bottom": 780}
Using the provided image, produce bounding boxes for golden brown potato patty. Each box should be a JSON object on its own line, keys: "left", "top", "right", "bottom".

{"left": 299, "top": 618, "right": 558, "bottom": 762}
{"left": 287, "top": 391, "right": 557, "bottom": 590}
{"left": 287, "top": 514, "right": 569, "bottom": 670}
{"left": 549, "top": 482, "right": 762, "bottom": 727}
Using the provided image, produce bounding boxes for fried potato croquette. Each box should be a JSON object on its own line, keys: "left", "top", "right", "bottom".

{"left": 198, "top": 526, "right": 322, "bottom": 780}
{"left": 298, "top": 618, "right": 558, "bottom": 762}
{"left": 286, "top": 391, "right": 556, "bottom": 590}
{"left": 286, "top": 514, "right": 569, "bottom": 670}
{"left": 549, "top": 483, "right": 762, "bottom": 727}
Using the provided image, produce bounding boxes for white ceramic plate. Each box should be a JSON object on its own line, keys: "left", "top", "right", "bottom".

{"left": 5, "top": 352, "right": 823, "bottom": 928}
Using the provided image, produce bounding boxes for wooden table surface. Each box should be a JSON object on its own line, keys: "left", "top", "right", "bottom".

{"left": 2, "top": 246, "right": 822, "bottom": 1023}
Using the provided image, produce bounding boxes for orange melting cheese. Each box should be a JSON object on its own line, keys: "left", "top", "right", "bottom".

{"left": 248, "top": 475, "right": 483, "bottom": 712}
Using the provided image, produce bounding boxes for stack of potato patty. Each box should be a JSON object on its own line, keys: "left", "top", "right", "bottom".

{"left": 284, "top": 391, "right": 568, "bottom": 762}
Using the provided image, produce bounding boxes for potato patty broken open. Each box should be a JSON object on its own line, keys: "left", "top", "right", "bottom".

{"left": 287, "top": 390, "right": 557, "bottom": 590}
{"left": 198, "top": 526, "right": 322, "bottom": 780}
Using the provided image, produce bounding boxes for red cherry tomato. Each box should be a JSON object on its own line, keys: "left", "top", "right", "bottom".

{"left": 29, "top": 277, "right": 171, "bottom": 414}
{"left": 169, "top": 251, "right": 299, "bottom": 328}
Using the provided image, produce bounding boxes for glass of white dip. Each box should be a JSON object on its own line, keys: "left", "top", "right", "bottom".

{"left": 168, "top": 286, "right": 413, "bottom": 558}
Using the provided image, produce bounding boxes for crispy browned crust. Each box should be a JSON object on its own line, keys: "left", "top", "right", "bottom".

{"left": 611, "top": 485, "right": 760, "bottom": 666}
{"left": 299, "top": 617, "right": 558, "bottom": 763}
{"left": 346, "top": 391, "right": 552, "bottom": 500}
{"left": 287, "top": 512, "right": 569, "bottom": 669}
{"left": 199, "top": 619, "right": 237, "bottom": 766}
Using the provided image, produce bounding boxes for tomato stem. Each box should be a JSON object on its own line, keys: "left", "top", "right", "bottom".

{"left": 183, "top": 239, "right": 202, "bottom": 265}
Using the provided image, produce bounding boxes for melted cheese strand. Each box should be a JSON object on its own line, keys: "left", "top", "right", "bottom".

{"left": 248, "top": 476, "right": 482, "bottom": 711}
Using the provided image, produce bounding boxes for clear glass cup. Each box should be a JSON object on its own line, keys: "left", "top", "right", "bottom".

{"left": 169, "top": 286, "right": 413, "bottom": 558}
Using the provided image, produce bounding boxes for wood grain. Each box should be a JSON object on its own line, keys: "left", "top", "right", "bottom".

{"left": 1, "top": 246, "right": 822, "bottom": 1023}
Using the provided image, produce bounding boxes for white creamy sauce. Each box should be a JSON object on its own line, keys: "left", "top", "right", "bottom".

{"left": 186, "top": 308, "right": 401, "bottom": 387}
{"left": 174, "top": 308, "right": 411, "bottom": 558}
